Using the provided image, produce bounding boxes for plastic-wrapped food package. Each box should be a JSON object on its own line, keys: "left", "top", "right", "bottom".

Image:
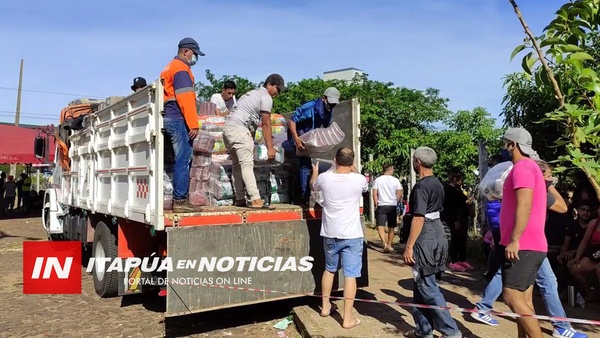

{"left": 198, "top": 115, "right": 226, "bottom": 127}
{"left": 164, "top": 171, "right": 174, "bottom": 195}
{"left": 192, "top": 131, "right": 216, "bottom": 153}
{"left": 190, "top": 165, "right": 211, "bottom": 181}
{"left": 212, "top": 139, "right": 228, "bottom": 154}
{"left": 189, "top": 178, "right": 209, "bottom": 193}
{"left": 254, "top": 144, "right": 284, "bottom": 163}
{"left": 254, "top": 125, "right": 287, "bottom": 144}
{"left": 271, "top": 114, "right": 286, "bottom": 126}
{"left": 164, "top": 194, "right": 173, "bottom": 210}
{"left": 209, "top": 178, "right": 234, "bottom": 200}
{"left": 479, "top": 161, "right": 513, "bottom": 201}
{"left": 296, "top": 122, "right": 345, "bottom": 157}
{"left": 192, "top": 152, "right": 212, "bottom": 167}
{"left": 198, "top": 101, "right": 217, "bottom": 116}
{"left": 189, "top": 191, "right": 209, "bottom": 206}
{"left": 212, "top": 154, "right": 230, "bottom": 162}
{"left": 211, "top": 161, "right": 232, "bottom": 182}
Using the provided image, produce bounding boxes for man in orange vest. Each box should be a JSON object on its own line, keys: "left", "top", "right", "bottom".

{"left": 160, "top": 37, "right": 204, "bottom": 212}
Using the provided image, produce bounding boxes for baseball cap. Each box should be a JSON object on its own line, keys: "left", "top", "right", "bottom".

{"left": 324, "top": 87, "right": 340, "bottom": 104}
{"left": 265, "top": 74, "right": 286, "bottom": 92}
{"left": 131, "top": 77, "right": 147, "bottom": 91}
{"left": 178, "top": 37, "right": 205, "bottom": 56}
{"left": 504, "top": 127, "right": 536, "bottom": 156}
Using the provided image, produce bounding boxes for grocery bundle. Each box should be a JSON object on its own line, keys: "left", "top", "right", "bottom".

{"left": 295, "top": 121, "right": 345, "bottom": 158}
{"left": 479, "top": 161, "right": 513, "bottom": 201}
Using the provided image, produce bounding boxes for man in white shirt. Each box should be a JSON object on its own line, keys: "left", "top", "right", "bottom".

{"left": 310, "top": 147, "right": 367, "bottom": 330}
{"left": 210, "top": 80, "right": 237, "bottom": 116}
{"left": 372, "top": 165, "right": 403, "bottom": 253}
{"left": 223, "top": 74, "right": 285, "bottom": 209}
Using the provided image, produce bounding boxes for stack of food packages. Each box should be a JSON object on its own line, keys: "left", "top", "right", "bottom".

{"left": 163, "top": 111, "right": 294, "bottom": 209}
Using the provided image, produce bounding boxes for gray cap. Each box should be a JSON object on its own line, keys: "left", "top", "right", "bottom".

{"left": 504, "top": 127, "right": 535, "bottom": 156}
{"left": 324, "top": 87, "right": 340, "bottom": 104}
{"left": 178, "top": 37, "right": 205, "bottom": 56}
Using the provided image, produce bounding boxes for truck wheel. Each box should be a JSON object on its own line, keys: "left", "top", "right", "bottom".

{"left": 92, "top": 221, "right": 118, "bottom": 298}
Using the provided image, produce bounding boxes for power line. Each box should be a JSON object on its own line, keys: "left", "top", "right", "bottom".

{"left": 0, "top": 86, "right": 105, "bottom": 99}
{"left": 0, "top": 110, "right": 55, "bottom": 117}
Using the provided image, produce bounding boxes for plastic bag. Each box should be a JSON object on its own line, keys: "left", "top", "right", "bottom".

{"left": 192, "top": 152, "right": 212, "bottom": 167}
{"left": 296, "top": 122, "right": 345, "bottom": 158}
{"left": 164, "top": 171, "right": 174, "bottom": 195}
{"left": 190, "top": 165, "right": 211, "bottom": 181}
{"left": 189, "top": 191, "right": 209, "bottom": 206}
{"left": 189, "top": 178, "right": 209, "bottom": 193}
{"left": 311, "top": 160, "right": 337, "bottom": 205}
{"left": 164, "top": 194, "right": 173, "bottom": 210}
{"left": 193, "top": 131, "right": 216, "bottom": 153}
{"left": 479, "top": 161, "right": 513, "bottom": 201}
{"left": 209, "top": 178, "right": 234, "bottom": 200}
{"left": 211, "top": 161, "right": 232, "bottom": 182}
{"left": 254, "top": 144, "right": 284, "bottom": 163}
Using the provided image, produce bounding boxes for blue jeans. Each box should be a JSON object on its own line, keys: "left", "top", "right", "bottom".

{"left": 164, "top": 118, "right": 192, "bottom": 201}
{"left": 412, "top": 272, "right": 461, "bottom": 337}
{"left": 475, "top": 257, "right": 570, "bottom": 330}
{"left": 323, "top": 237, "right": 363, "bottom": 278}
{"left": 298, "top": 156, "right": 312, "bottom": 203}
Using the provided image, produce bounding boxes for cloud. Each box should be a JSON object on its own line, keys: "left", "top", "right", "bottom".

{"left": 0, "top": 0, "right": 565, "bottom": 126}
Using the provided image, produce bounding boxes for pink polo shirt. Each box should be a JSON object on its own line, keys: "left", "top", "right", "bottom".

{"left": 499, "top": 157, "right": 548, "bottom": 252}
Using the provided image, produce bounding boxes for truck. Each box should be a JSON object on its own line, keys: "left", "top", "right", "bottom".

{"left": 39, "top": 79, "right": 367, "bottom": 317}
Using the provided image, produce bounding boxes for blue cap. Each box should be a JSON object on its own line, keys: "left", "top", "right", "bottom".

{"left": 178, "top": 37, "right": 205, "bottom": 56}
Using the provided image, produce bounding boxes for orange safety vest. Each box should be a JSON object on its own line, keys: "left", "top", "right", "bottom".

{"left": 160, "top": 57, "right": 198, "bottom": 130}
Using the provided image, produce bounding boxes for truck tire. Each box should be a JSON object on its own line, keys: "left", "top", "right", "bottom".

{"left": 92, "top": 221, "right": 119, "bottom": 298}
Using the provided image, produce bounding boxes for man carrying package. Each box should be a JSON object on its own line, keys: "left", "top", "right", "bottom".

{"left": 223, "top": 74, "right": 286, "bottom": 209}
{"left": 288, "top": 87, "right": 341, "bottom": 206}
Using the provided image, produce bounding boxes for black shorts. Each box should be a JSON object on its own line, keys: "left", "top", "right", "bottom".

{"left": 376, "top": 205, "right": 398, "bottom": 228}
{"left": 498, "top": 246, "right": 545, "bottom": 292}
{"left": 585, "top": 244, "right": 600, "bottom": 262}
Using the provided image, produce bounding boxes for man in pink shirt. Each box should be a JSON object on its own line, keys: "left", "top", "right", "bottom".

{"left": 499, "top": 127, "right": 547, "bottom": 338}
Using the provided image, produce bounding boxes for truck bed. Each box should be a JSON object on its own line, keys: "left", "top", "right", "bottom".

{"left": 163, "top": 203, "right": 305, "bottom": 227}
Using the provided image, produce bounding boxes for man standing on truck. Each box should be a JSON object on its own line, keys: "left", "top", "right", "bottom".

{"left": 131, "top": 77, "right": 147, "bottom": 92}
{"left": 210, "top": 80, "right": 237, "bottom": 116}
{"left": 160, "top": 37, "right": 204, "bottom": 212}
{"left": 223, "top": 74, "right": 285, "bottom": 209}
{"left": 288, "top": 87, "right": 340, "bottom": 206}
{"left": 310, "top": 147, "right": 367, "bottom": 329}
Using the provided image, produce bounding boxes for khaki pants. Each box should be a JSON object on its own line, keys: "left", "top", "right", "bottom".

{"left": 222, "top": 123, "right": 260, "bottom": 201}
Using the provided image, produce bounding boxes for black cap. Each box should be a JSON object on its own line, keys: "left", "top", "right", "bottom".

{"left": 178, "top": 37, "right": 205, "bottom": 56}
{"left": 265, "top": 74, "right": 286, "bottom": 91}
{"left": 131, "top": 77, "right": 147, "bottom": 91}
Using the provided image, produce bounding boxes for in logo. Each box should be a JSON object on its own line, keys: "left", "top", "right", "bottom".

{"left": 23, "top": 241, "right": 82, "bottom": 294}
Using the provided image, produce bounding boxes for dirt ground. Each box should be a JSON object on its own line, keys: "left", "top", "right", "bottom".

{"left": 0, "top": 212, "right": 305, "bottom": 338}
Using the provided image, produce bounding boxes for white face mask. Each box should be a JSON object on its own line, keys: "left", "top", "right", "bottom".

{"left": 188, "top": 54, "right": 198, "bottom": 66}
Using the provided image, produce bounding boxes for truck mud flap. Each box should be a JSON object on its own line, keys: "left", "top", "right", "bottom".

{"left": 165, "top": 220, "right": 368, "bottom": 316}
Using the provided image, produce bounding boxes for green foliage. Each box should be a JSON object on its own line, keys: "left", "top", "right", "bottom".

{"left": 508, "top": 0, "right": 600, "bottom": 193}
{"left": 193, "top": 71, "right": 500, "bottom": 182}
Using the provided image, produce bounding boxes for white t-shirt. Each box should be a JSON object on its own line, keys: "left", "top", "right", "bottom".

{"left": 226, "top": 87, "right": 272, "bottom": 130}
{"left": 373, "top": 175, "right": 402, "bottom": 206}
{"left": 313, "top": 171, "right": 368, "bottom": 239}
{"left": 210, "top": 93, "right": 236, "bottom": 113}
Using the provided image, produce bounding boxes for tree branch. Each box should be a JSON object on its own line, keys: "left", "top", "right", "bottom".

{"left": 508, "top": 0, "right": 565, "bottom": 108}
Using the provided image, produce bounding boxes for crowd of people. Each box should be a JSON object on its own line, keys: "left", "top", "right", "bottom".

{"left": 0, "top": 172, "right": 43, "bottom": 214}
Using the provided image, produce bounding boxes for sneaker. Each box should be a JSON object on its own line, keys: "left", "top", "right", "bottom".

{"left": 553, "top": 327, "right": 588, "bottom": 338}
{"left": 458, "top": 261, "right": 475, "bottom": 270}
{"left": 470, "top": 309, "right": 500, "bottom": 326}
{"left": 173, "top": 199, "right": 199, "bottom": 213}
{"left": 449, "top": 262, "right": 467, "bottom": 272}
{"left": 404, "top": 330, "right": 434, "bottom": 338}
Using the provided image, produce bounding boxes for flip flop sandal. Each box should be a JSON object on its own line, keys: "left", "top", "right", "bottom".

{"left": 342, "top": 317, "right": 361, "bottom": 329}
{"left": 319, "top": 303, "right": 338, "bottom": 317}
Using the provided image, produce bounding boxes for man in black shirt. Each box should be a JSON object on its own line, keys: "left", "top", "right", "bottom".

{"left": 403, "top": 146, "right": 462, "bottom": 338}
{"left": 558, "top": 201, "right": 594, "bottom": 263}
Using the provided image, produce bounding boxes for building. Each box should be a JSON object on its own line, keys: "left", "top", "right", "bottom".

{"left": 322, "top": 67, "right": 364, "bottom": 82}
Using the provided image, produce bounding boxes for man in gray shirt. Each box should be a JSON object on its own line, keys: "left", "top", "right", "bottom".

{"left": 223, "top": 74, "right": 285, "bottom": 209}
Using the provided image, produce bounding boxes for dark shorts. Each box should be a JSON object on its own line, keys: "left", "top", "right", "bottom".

{"left": 376, "top": 205, "right": 398, "bottom": 228}
{"left": 498, "top": 246, "right": 546, "bottom": 292}
{"left": 585, "top": 244, "right": 600, "bottom": 262}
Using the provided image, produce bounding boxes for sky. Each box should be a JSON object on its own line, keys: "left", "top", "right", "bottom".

{"left": 0, "top": 0, "right": 567, "bottom": 127}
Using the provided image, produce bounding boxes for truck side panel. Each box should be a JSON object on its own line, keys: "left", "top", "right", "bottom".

{"left": 63, "top": 82, "right": 166, "bottom": 230}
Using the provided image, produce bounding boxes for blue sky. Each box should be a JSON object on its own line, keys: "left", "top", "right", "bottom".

{"left": 0, "top": 0, "right": 566, "bottom": 127}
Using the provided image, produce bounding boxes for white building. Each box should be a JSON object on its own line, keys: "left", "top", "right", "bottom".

{"left": 322, "top": 67, "right": 364, "bottom": 82}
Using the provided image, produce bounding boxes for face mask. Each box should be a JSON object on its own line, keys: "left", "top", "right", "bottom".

{"left": 188, "top": 54, "right": 198, "bottom": 66}
{"left": 500, "top": 148, "right": 511, "bottom": 161}
{"left": 545, "top": 180, "right": 552, "bottom": 189}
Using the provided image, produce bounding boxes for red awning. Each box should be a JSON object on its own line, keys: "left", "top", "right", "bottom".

{"left": 0, "top": 125, "right": 56, "bottom": 164}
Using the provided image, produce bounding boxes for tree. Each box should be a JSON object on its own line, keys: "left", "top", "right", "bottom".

{"left": 508, "top": 0, "right": 600, "bottom": 197}
{"left": 195, "top": 69, "right": 258, "bottom": 102}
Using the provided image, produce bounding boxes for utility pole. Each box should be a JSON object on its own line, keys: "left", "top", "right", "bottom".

{"left": 10, "top": 59, "right": 24, "bottom": 177}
